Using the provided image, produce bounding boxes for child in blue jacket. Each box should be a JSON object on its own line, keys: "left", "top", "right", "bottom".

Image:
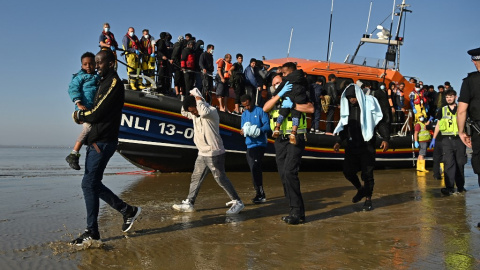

{"left": 66, "top": 52, "right": 99, "bottom": 170}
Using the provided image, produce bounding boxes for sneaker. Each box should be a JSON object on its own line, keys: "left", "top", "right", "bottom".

{"left": 309, "top": 128, "right": 315, "bottom": 134}
{"left": 362, "top": 199, "right": 373, "bottom": 211}
{"left": 251, "top": 194, "right": 267, "bottom": 204}
{"left": 172, "top": 199, "right": 194, "bottom": 213}
{"left": 66, "top": 153, "right": 81, "bottom": 170}
{"left": 457, "top": 187, "right": 467, "bottom": 193}
{"left": 226, "top": 200, "right": 244, "bottom": 214}
{"left": 122, "top": 206, "right": 142, "bottom": 232}
{"left": 352, "top": 187, "right": 366, "bottom": 203}
{"left": 315, "top": 130, "right": 325, "bottom": 135}
{"left": 70, "top": 229, "right": 100, "bottom": 246}
{"left": 441, "top": 188, "right": 454, "bottom": 196}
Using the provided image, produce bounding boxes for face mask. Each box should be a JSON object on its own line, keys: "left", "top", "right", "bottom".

{"left": 415, "top": 87, "right": 420, "bottom": 91}
{"left": 200, "top": 45, "right": 204, "bottom": 49}
{"left": 129, "top": 32, "right": 134, "bottom": 37}
{"left": 210, "top": 49, "right": 214, "bottom": 54}
{"left": 104, "top": 27, "right": 110, "bottom": 33}
{"left": 275, "top": 84, "right": 280, "bottom": 89}
{"left": 419, "top": 117, "right": 425, "bottom": 122}
{"left": 380, "top": 85, "right": 385, "bottom": 90}
{"left": 144, "top": 34, "right": 149, "bottom": 39}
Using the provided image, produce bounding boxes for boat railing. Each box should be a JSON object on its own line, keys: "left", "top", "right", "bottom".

{"left": 344, "top": 54, "right": 396, "bottom": 70}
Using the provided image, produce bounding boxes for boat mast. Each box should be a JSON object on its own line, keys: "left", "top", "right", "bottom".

{"left": 326, "top": 0, "right": 334, "bottom": 62}
{"left": 287, "top": 27, "right": 294, "bottom": 58}
{"left": 382, "top": 0, "right": 396, "bottom": 83}
{"left": 394, "top": 0, "right": 412, "bottom": 71}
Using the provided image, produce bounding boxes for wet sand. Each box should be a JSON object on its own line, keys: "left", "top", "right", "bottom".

{"left": 4, "top": 157, "right": 480, "bottom": 269}
{"left": 67, "top": 168, "right": 480, "bottom": 269}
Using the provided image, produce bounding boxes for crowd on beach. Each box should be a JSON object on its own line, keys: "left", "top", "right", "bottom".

{"left": 64, "top": 23, "right": 480, "bottom": 246}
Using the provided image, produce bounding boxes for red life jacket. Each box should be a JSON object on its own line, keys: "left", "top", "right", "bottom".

{"left": 140, "top": 36, "right": 153, "bottom": 54}
{"left": 125, "top": 34, "right": 139, "bottom": 50}
{"left": 181, "top": 51, "right": 195, "bottom": 69}
{"left": 102, "top": 31, "right": 118, "bottom": 47}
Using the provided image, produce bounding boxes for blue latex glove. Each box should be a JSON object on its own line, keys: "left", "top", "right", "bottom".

{"left": 425, "top": 107, "right": 428, "bottom": 113}
{"left": 150, "top": 53, "right": 155, "bottom": 57}
{"left": 414, "top": 141, "right": 419, "bottom": 148}
{"left": 135, "top": 49, "right": 140, "bottom": 55}
{"left": 111, "top": 46, "right": 116, "bottom": 51}
{"left": 412, "top": 107, "right": 417, "bottom": 114}
{"left": 277, "top": 81, "right": 293, "bottom": 97}
{"left": 281, "top": 97, "right": 294, "bottom": 109}
{"left": 429, "top": 138, "right": 435, "bottom": 149}
{"left": 428, "top": 116, "right": 434, "bottom": 122}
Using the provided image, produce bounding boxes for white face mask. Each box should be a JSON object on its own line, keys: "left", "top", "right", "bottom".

{"left": 419, "top": 117, "right": 425, "bottom": 122}
{"left": 129, "top": 32, "right": 134, "bottom": 37}
{"left": 274, "top": 84, "right": 280, "bottom": 89}
{"left": 380, "top": 85, "right": 385, "bottom": 90}
{"left": 210, "top": 49, "right": 214, "bottom": 54}
{"left": 104, "top": 27, "right": 110, "bottom": 33}
{"left": 144, "top": 34, "right": 149, "bottom": 39}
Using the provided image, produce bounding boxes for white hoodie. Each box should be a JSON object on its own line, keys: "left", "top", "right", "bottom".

{"left": 181, "top": 100, "right": 226, "bottom": 157}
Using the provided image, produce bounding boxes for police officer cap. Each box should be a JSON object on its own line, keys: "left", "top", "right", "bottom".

{"left": 467, "top": 47, "right": 480, "bottom": 60}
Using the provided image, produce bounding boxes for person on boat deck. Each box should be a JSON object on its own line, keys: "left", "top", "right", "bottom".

{"left": 170, "top": 35, "right": 185, "bottom": 97}
{"left": 173, "top": 90, "right": 245, "bottom": 215}
{"left": 240, "top": 94, "right": 271, "bottom": 203}
{"left": 414, "top": 115, "right": 433, "bottom": 172}
{"left": 263, "top": 74, "right": 314, "bottom": 225}
{"left": 138, "top": 29, "right": 156, "bottom": 89}
{"left": 244, "top": 58, "right": 260, "bottom": 106}
{"left": 458, "top": 47, "right": 480, "bottom": 197}
{"left": 199, "top": 44, "right": 215, "bottom": 101}
{"left": 229, "top": 53, "right": 246, "bottom": 115}
{"left": 409, "top": 83, "right": 428, "bottom": 122}
{"left": 310, "top": 77, "right": 325, "bottom": 134}
{"left": 181, "top": 40, "right": 196, "bottom": 94}
{"left": 215, "top": 54, "right": 232, "bottom": 112}
{"left": 333, "top": 84, "right": 389, "bottom": 211}
{"left": 271, "top": 62, "right": 309, "bottom": 145}
{"left": 66, "top": 52, "right": 99, "bottom": 171}
{"left": 372, "top": 83, "right": 392, "bottom": 132}
{"left": 155, "top": 32, "right": 170, "bottom": 94}
{"left": 325, "top": 74, "right": 338, "bottom": 134}
{"left": 99, "top": 22, "right": 118, "bottom": 70}
{"left": 70, "top": 50, "right": 141, "bottom": 246}
{"left": 432, "top": 89, "right": 467, "bottom": 196}
{"left": 122, "top": 27, "right": 141, "bottom": 90}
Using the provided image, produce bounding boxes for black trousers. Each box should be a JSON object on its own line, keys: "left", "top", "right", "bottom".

{"left": 275, "top": 134, "right": 305, "bottom": 217}
{"left": 442, "top": 136, "right": 467, "bottom": 189}
{"left": 326, "top": 105, "right": 336, "bottom": 133}
{"left": 343, "top": 142, "right": 376, "bottom": 197}
{"left": 184, "top": 71, "right": 195, "bottom": 93}
{"left": 432, "top": 138, "right": 444, "bottom": 179}
{"left": 471, "top": 133, "right": 480, "bottom": 186}
{"left": 246, "top": 146, "right": 266, "bottom": 194}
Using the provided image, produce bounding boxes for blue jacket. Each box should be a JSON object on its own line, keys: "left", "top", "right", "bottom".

{"left": 241, "top": 106, "right": 270, "bottom": 148}
{"left": 244, "top": 66, "right": 258, "bottom": 87}
{"left": 68, "top": 69, "right": 99, "bottom": 110}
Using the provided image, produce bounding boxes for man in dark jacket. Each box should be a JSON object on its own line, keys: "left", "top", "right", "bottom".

{"left": 170, "top": 36, "right": 185, "bottom": 97}
{"left": 156, "top": 32, "right": 170, "bottom": 94}
{"left": 181, "top": 40, "right": 196, "bottom": 93}
{"left": 194, "top": 40, "right": 204, "bottom": 92}
{"left": 70, "top": 50, "right": 141, "bottom": 246}
{"left": 199, "top": 44, "right": 214, "bottom": 101}
{"left": 325, "top": 74, "right": 338, "bottom": 133}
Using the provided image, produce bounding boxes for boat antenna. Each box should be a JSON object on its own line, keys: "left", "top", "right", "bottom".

{"left": 365, "top": 1, "right": 373, "bottom": 36}
{"left": 326, "top": 0, "right": 334, "bottom": 61}
{"left": 287, "top": 27, "right": 294, "bottom": 58}
{"left": 382, "top": 0, "right": 396, "bottom": 84}
{"left": 327, "top": 41, "right": 334, "bottom": 69}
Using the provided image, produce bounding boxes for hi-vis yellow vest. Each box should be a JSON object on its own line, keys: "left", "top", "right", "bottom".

{"left": 438, "top": 106, "right": 458, "bottom": 136}
{"left": 417, "top": 122, "right": 431, "bottom": 142}
{"left": 269, "top": 109, "right": 307, "bottom": 135}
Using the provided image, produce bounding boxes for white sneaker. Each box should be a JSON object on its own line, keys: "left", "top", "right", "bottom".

{"left": 172, "top": 199, "right": 194, "bottom": 212}
{"left": 226, "top": 200, "right": 244, "bottom": 215}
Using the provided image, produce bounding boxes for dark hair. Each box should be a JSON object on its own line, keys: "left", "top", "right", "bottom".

{"left": 389, "top": 82, "right": 396, "bottom": 88}
{"left": 438, "top": 85, "right": 445, "bottom": 89}
{"left": 445, "top": 89, "right": 457, "bottom": 96}
{"left": 399, "top": 82, "right": 405, "bottom": 86}
{"left": 240, "top": 94, "right": 252, "bottom": 103}
{"left": 282, "top": 62, "right": 297, "bottom": 71}
{"left": 142, "top": 29, "right": 149, "bottom": 33}
{"left": 444, "top": 81, "right": 451, "bottom": 86}
{"left": 97, "top": 49, "right": 115, "bottom": 63}
{"left": 166, "top": 33, "right": 172, "bottom": 40}
{"left": 207, "top": 44, "right": 214, "bottom": 50}
{"left": 160, "top": 32, "right": 167, "bottom": 39}
{"left": 81, "top": 52, "right": 95, "bottom": 61}
{"left": 185, "top": 33, "right": 192, "bottom": 39}
{"left": 328, "top": 74, "right": 336, "bottom": 81}
{"left": 250, "top": 58, "right": 257, "bottom": 64}
{"left": 236, "top": 53, "right": 243, "bottom": 59}
{"left": 182, "top": 95, "right": 197, "bottom": 111}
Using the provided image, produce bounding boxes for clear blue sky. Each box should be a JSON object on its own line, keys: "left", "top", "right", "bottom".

{"left": 1, "top": 0, "right": 478, "bottom": 146}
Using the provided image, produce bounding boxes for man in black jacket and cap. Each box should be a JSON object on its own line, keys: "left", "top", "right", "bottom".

{"left": 199, "top": 44, "right": 214, "bottom": 101}
{"left": 70, "top": 50, "right": 141, "bottom": 246}
{"left": 325, "top": 74, "right": 338, "bottom": 133}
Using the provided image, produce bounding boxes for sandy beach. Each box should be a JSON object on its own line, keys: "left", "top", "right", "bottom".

{"left": 2, "top": 147, "right": 480, "bottom": 269}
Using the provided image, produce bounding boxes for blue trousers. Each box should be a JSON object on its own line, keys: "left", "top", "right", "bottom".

{"left": 81, "top": 142, "right": 127, "bottom": 232}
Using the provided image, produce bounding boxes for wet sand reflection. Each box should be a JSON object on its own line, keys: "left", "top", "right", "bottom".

{"left": 79, "top": 169, "right": 480, "bottom": 269}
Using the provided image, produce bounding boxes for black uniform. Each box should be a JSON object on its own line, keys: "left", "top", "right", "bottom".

{"left": 458, "top": 71, "right": 480, "bottom": 180}
{"left": 325, "top": 81, "right": 338, "bottom": 133}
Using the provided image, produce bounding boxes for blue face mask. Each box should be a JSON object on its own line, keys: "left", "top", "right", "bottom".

{"left": 200, "top": 45, "right": 204, "bottom": 49}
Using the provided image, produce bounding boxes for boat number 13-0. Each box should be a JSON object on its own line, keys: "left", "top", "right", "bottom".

{"left": 122, "top": 114, "right": 194, "bottom": 140}
{"left": 158, "top": 122, "right": 194, "bottom": 139}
